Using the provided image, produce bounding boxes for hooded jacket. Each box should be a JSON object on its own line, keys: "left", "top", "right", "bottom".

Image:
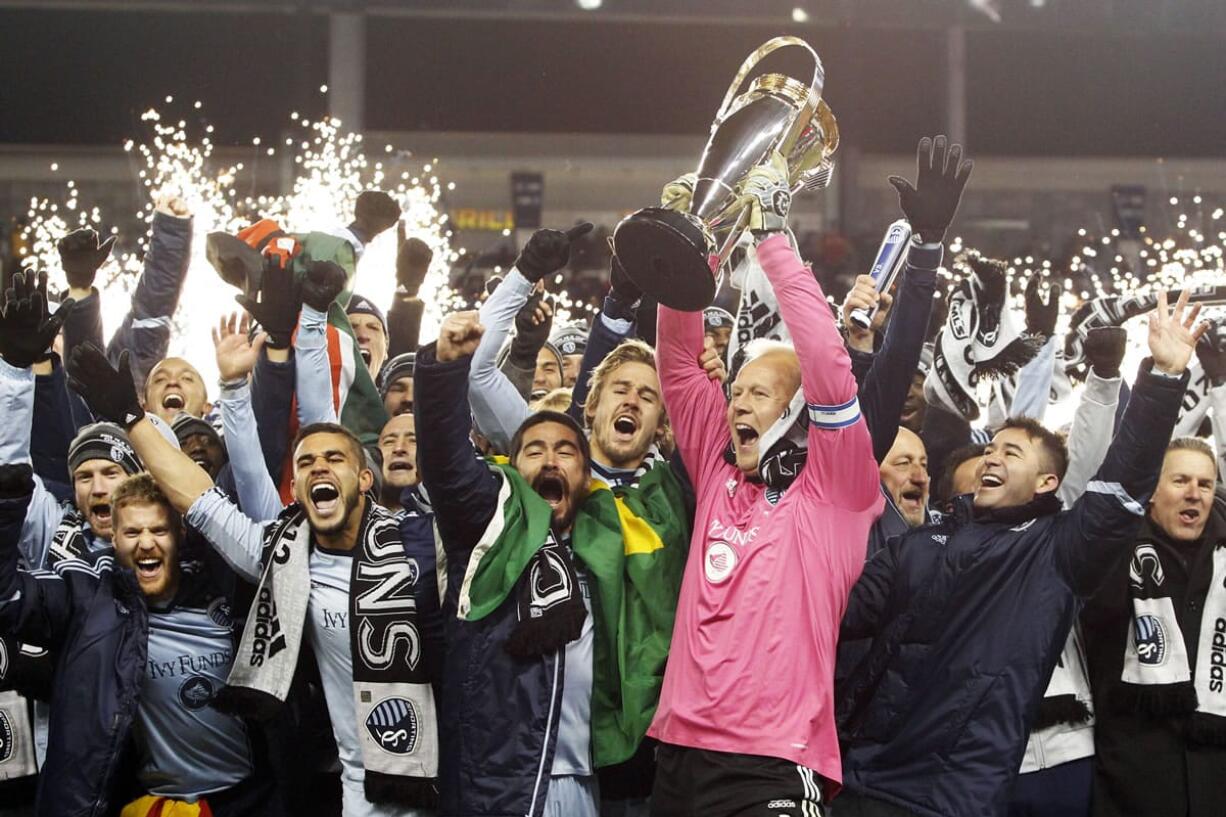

{"left": 836, "top": 362, "right": 1186, "bottom": 817}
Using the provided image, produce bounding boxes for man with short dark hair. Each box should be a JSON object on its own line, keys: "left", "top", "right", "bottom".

{"left": 836, "top": 290, "right": 1206, "bottom": 817}
{"left": 416, "top": 310, "right": 601, "bottom": 817}
{"left": 64, "top": 344, "right": 438, "bottom": 817}
{"left": 1081, "top": 437, "right": 1226, "bottom": 817}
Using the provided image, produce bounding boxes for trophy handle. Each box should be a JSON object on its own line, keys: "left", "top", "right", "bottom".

{"left": 714, "top": 36, "right": 825, "bottom": 125}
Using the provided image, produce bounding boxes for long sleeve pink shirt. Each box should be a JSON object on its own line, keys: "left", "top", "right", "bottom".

{"left": 647, "top": 233, "right": 883, "bottom": 790}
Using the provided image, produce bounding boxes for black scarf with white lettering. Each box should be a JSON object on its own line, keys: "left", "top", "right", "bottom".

{"left": 215, "top": 493, "right": 439, "bottom": 805}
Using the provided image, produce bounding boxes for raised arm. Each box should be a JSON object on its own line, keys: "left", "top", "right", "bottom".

{"left": 0, "top": 273, "right": 77, "bottom": 566}
{"left": 854, "top": 244, "right": 941, "bottom": 462}
{"left": 1053, "top": 291, "right": 1206, "bottom": 597}
{"left": 470, "top": 268, "right": 534, "bottom": 451}
{"left": 213, "top": 313, "right": 283, "bottom": 522}
{"left": 415, "top": 313, "right": 501, "bottom": 559}
{"left": 388, "top": 228, "right": 432, "bottom": 358}
{"left": 567, "top": 260, "right": 640, "bottom": 424}
{"left": 106, "top": 200, "right": 193, "bottom": 388}
{"left": 1057, "top": 327, "right": 1127, "bottom": 506}
{"left": 754, "top": 234, "right": 876, "bottom": 509}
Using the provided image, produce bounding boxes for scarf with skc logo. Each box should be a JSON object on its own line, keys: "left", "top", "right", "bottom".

{"left": 1118, "top": 529, "right": 1226, "bottom": 744}
{"left": 214, "top": 493, "right": 438, "bottom": 805}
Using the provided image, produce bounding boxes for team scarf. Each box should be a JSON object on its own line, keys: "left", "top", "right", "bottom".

{"left": 460, "top": 454, "right": 689, "bottom": 767}
{"left": 1119, "top": 523, "right": 1226, "bottom": 744}
{"left": 214, "top": 494, "right": 438, "bottom": 805}
{"left": 1033, "top": 628, "right": 1094, "bottom": 731}
{"left": 925, "top": 259, "right": 1043, "bottom": 420}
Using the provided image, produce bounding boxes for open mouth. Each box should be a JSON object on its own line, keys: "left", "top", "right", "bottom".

{"left": 90, "top": 502, "right": 112, "bottom": 523}
{"left": 162, "top": 392, "right": 185, "bottom": 411}
{"left": 189, "top": 453, "right": 211, "bottom": 470}
{"left": 359, "top": 348, "right": 372, "bottom": 365}
{"left": 310, "top": 481, "right": 341, "bottom": 515}
{"left": 388, "top": 460, "right": 415, "bottom": 474}
{"left": 534, "top": 473, "right": 567, "bottom": 509}
{"left": 134, "top": 555, "right": 163, "bottom": 580}
{"left": 734, "top": 423, "right": 759, "bottom": 449}
{"left": 901, "top": 487, "right": 924, "bottom": 505}
{"left": 980, "top": 473, "right": 1003, "bottom": 488}
{"left": 612, "top": 414, "right": 639, "bottom": 438}
{"left": 1179, "top": 508, "right": 1201, "bottom": 524}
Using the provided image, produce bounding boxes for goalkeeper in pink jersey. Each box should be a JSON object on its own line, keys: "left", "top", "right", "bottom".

{"left": 645, "top": 152, "right": 882, "bottom": 817}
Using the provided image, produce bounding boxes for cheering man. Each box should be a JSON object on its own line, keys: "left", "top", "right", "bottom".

{"left": 64, "top": 342, "right": 438, "bottom": 817}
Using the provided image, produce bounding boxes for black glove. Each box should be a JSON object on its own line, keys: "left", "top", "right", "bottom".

{"left": 1024, "top": 276, "right": 1062, "bottom": 339}
{"left": 967, "top": 254, "right": 1007, "bottom": 306}
{"left": 236, "top": 255, "right": 302, "bottom": 350}
{"left": 1084, "top": 326, "right": 1127, "bottom": 379}
{"left": 1196, "top": 321, "right": 1226, "bottom": 386}
{"left": 66, "top": 345, "right": 144, "bottom": 430}
{"left": 350, "top": 191, "right": 401, "bottom": 244}
{"left": 301, "top": 261, "right": 348, "bottom": 313}
{"left": 56, "top": 228, "right": 116, "bottom": 291}
{"left": 510, "top": 291, "right": 553, "bottom": 369}
{"left": 396, "top": 225, "right": 433, "bottom": 298}
{"left": 515, "top": 223, "right": 594, "bottom": 284}
{"left": 608, "top": 254, "right": 642, "bottom": 308}
{"left": 0, "top": 463, "right": 34, "bottom": 500}
{"left": 0, "top": 270, "right": 74, "bottom": 369}
{"left": 888, "top": 135, "right": 974, "bottom": 245}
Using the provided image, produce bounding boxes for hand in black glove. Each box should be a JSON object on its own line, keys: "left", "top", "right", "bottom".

{"left": 515, "top": 223, "right": 594, "bottom": 284}
{"left": 0, "top": 463, "right": 34, "bottom": 499}
{"left": 66, "top": 344, "right": 144, "bottom": 430}
{"left": 0, "top": 270, "right": 74, "bottom": 369}
{"left": 888, "top": 135, "right": 974, "bottom": 245}
{"left": 236, "top": 255, "right": 302, "bottom": 350}
{"left": 1196, "top": 320, "right": 1226, "bottom": 386}
{"left": 301, "top": 261, "right": 348, "bottom": 313}
{"left": 395, "top": 222, "right": 433, "bottom": 298}
{"left": 1024, "top": 276, "right": 1062, "bottom": 339}
{"left": 1084, "top": 326, "right": 1127, "bottom": 379}
{"left": 351, "top": 191, "right": 401, "bottom": 244}
{"left": 967, "top": 254, "right": 1007, "bottom": 305}
{"left": 510, "top": 290, "right": 554, "bottom": 369}
{"left": 56, "top": 228, "right": 116, "bottom": 291}
{"left": 609, "top": 250, "right": 642, "bottom": 306}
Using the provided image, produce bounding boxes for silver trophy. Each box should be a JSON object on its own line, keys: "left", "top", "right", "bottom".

{"left": 613, "top": 36, "right": 839, "bottom": 311}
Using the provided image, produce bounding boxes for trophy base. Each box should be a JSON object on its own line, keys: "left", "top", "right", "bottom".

{"left": 612, "top": 207, "right": 717, "bottom": 312}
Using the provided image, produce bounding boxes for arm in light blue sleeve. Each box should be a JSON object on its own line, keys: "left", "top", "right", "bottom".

{"left": 1058, "top": 369, "right": 1122, "bottom": 507}
{"left": 294, "top": 304, "right": 338, "bottom": 426}
{"left": 184, "top": 487, "right": 265, "bottom": 584}
{"left": 1009, "top": 336, "right": 1057, "bottom": 421}
{"left": 219, "top": 380, "right": 284, "bottom": 523}
{"left": 469, "top": 268, "right": 534, "bottom": 452}
{"left": 0, "top": 360, "right": 67, "bottom": 568}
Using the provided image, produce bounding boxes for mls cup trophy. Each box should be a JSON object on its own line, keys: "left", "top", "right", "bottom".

{"left": 612, "top": 36, "right": 839, "bottom": 311}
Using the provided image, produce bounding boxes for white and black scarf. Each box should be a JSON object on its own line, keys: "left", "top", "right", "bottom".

{"left": 1120, "top": 536, "right": 1226, "bottom": 744}
{"left": 925, "top": 260, "right": 1043, "bottom": 420}
{"left": 216, "top": 496, "right": 439, "bottom": 805}
{"left": 1034, "top": 628, "right": 1093, "bottom": 730}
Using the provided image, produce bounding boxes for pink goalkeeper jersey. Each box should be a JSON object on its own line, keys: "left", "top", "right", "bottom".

{"left": 648, "top": 234, "right": 883, "bottom": 790}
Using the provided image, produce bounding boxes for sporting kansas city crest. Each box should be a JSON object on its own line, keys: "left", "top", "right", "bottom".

{"left": 366, "top": 697, "right": 419, "bottom": 755}
{"left": 1133, "top": 614, "right": 1168, "bottom": 665}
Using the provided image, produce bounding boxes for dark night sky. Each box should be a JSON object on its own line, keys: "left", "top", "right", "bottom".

{"left": 2, "top": 8, "right": 1224, "bottom": 156}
